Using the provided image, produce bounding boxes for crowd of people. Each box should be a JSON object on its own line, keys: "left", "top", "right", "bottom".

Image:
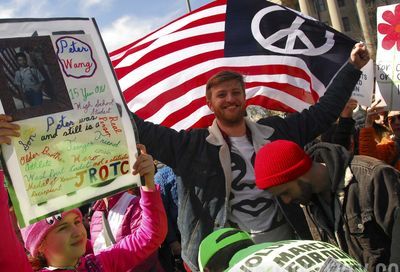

{"left": 1, "top": 42, "right": 400, "bottom": 272}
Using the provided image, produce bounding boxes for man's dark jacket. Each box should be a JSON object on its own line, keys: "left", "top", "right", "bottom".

{"left": 303, "top": 142, "right": 400, "bottom": 271}
{"left": 132, "top": 63, "right": 361, "bottom": 271}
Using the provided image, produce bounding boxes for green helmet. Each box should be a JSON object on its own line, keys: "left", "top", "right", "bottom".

{"left": 198, "top": 228, "right": 253, "bottom": 272}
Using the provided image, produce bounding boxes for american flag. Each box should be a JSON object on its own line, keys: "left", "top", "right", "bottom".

{"left": 110, "top": 0, "right": 355, "bottom": 131}
{"left": 0, "top": 48, "right": 20, "bottom": 97}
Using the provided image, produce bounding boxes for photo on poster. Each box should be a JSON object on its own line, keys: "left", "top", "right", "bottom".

{"left": 0, "top": 36, "right": 73, "bottom": 120}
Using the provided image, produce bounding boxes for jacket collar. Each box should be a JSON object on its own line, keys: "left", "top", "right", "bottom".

{"left": 205, "top": 117, "right": 274, "bottom": 200}
{"left": 206, "top": 117, "right": 274, "bottom": 151}
{"left": 306, "top": 142, "right": 352, "bottom": 193}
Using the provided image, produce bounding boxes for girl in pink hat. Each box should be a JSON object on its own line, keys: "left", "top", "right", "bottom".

{"left": 0, "top": 114, "right": 167, "bottom": 271}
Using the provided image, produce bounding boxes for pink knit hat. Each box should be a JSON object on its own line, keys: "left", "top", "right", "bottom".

{"left": 20, "top": 209, "right": 82, "bottom": 257}
{"left": 255, "top": 140, "right": 312, "bottom": 190}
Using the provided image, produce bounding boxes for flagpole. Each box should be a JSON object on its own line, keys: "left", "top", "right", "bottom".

{"left": 186, "top": 0, "right": 192, "bottom": 12}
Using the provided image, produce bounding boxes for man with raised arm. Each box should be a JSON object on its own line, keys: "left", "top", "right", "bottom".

{"left": 131, "top": 43, "right": 369, "bottom": 271}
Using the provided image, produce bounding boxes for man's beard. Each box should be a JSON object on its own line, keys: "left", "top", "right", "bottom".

{"left": 216, "top": 107, "right": 246, "bottom": 126}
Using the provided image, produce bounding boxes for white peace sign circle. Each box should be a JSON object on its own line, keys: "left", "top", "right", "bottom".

{"left": 251, "top": 6, "right": 335, "bottom": 56}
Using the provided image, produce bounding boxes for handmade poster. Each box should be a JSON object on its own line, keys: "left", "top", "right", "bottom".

{"left": 375, "top": 3, "right": 400, "bottom": 110}
{"left": 0, "top": 18, "right": 139, "bottom": 227}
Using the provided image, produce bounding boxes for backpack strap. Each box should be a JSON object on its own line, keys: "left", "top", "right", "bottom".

{"left": 101, "top": 212, "right": 116, "bottom": 246}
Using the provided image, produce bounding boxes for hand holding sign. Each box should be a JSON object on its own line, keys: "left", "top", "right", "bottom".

{"left": 133, "top": 144, "right": 155, "bottom": 191}
{"left": 0, "top": 115, "right": 20, "bottom": 145}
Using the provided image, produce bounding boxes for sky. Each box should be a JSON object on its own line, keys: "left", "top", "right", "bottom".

{"left": 0, "top": 0, "right": 213, "bottom": 52}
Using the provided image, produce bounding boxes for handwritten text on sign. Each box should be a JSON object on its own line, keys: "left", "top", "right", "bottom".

{"left": 16, "top": 104, "right": 129, "bottom": 204}
{"left": 56, "top": 36, "right": 97, "bottom": 78}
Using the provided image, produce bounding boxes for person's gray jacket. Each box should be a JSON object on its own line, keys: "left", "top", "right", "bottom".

{"left": 303, "top": 142, "right": 400, "bottom": 271}
{"left": 132, "top": 63, "right": 361, "bottom": 271}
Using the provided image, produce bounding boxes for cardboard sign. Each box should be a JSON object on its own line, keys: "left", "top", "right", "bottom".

{"left": 0, "top": 18, "right": 139, "bottom": 227}
{"left": 375, "top": 4, "right": 400, "bottom": 110}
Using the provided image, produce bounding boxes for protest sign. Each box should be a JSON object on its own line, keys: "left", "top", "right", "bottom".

{"left": 351, "top": 59, "right": 374, "bottom": 107}
{"left": 0, "top": 18, "right": 139, "bottom": 227}
{"left": 227, "top": 240, "right": 365, "bottom": 272}
{"left": 375, "top": 3, "right": 400, "bottom": 110}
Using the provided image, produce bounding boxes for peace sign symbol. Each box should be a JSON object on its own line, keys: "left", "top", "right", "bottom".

{"left": 251, "top": 6, "right": 335, "bottom": 56}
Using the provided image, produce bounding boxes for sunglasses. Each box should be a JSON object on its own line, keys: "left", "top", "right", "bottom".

{"left": 388, "top": 115, "right": 400, "bottom": 123}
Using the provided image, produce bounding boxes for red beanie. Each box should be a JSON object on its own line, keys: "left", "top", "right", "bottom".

{"left": 255, "top": 140, "right": 312, "bottom": 190}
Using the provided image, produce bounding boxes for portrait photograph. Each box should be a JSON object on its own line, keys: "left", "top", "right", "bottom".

{"left": 0, "top": 35, "right": 73, "bottom": 120}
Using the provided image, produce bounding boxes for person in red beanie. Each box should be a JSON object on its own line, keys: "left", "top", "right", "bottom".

{"left": 254, "top": 139, "right": 400, "bottom": 272}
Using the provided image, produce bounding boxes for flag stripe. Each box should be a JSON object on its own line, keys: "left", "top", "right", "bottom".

{"left": 170, "top": 104, "right": 212, "bottom": 131}
{"left": 115, "top": 21, "right": 225, "bottom": 71}
{"left": 161, "top": 96, "right": 206, "bottom": 127}
{"left": 189, "top": 114, "right": 216, "bottom": 130}
{"left": 246, "top": 96, "right": 296, "bottom": 113}
{"left": 110, "top": 1, "right": 227, "bottom": 63}
{"left": 246, "top": 82, "right": 315, "bottom": 104}
{"left": 122, "top": 48, "right": 224, "bottom": 104}
{"left": 115, "top": 31, "right": 225, "bottom": 80}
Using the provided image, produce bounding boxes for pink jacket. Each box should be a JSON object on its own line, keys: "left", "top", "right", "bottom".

{"left": 0, "top": 182, "right": 167, "bottom": 272}
{"left": 90, "top": 192, "right": 163, "bottom": 271}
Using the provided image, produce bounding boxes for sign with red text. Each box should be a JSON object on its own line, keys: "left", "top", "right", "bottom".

{"left": 376, "top": 3, "right": 400, "bottom": 110}
{"left": 0, "top": 18, "right": 139, "bottom": 227}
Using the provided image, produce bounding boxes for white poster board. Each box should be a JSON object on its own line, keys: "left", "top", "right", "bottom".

{"left": 0, "top": 18, "right": 139, "bottom": 227}
{"left": 351, "top": 59, "right": 374, "bottom": 107}
{"left": 375, "top": 4, "right": 400, "bottom": 110}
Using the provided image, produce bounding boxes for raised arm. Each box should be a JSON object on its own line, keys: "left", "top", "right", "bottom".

{"left": 0, "top": 180, "right": 33, "bottom": 271}
{"left": 97, "top": 144, "right": 167, "bottom": 271}
{"left": 259, "top": 43, "right": 369, "bottom": 147}
{"left": 333, "top": 99, "right": 358, "bottom": 149}
{"left": 0, "top": 115, "right": 31, "bottom": 270}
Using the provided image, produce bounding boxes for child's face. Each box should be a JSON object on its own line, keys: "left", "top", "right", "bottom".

{"left": 42, "top": 213, "right": 87, "bottom": 267}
